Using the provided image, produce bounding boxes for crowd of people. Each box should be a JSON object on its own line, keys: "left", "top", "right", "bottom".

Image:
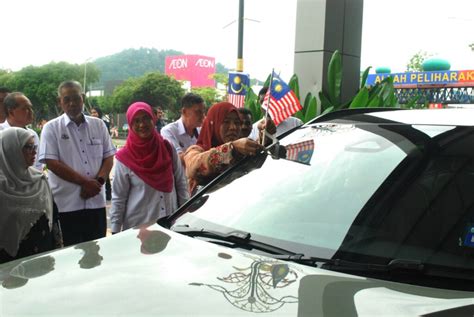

{"left": 0, "top": 82, "right": 302, "bottom": 264}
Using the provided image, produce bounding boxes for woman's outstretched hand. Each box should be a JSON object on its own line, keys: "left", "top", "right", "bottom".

{"left": 231, "top": 138, "right": 264, "bottom": 156}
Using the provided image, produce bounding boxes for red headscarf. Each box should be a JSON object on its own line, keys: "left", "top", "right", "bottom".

{"left": 197, "top": 102, "right": 238, "bottom": 151}
{"left": 115, "top": 102, "right": 173, "bottom": 192}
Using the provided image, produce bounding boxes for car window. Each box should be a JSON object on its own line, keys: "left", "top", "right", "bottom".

{"left": 175, "top": 124, "right": 414, "bottom": 252}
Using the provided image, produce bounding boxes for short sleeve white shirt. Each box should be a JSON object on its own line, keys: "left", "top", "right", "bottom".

{"left": 161, "top": 118, "right": 199, "bottom": 154}
{"left": 38, "top": 114, "right": 116, "bottom": 212}
{"left": 0, "top": 121, "right": 43, "bottom": 171}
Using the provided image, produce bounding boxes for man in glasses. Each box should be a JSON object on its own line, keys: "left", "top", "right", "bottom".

{"left": 0, "top": 92, "right": 42, "bottom": 171}
{"left": 38, "top": 81, "right": 116, "bottom": 247}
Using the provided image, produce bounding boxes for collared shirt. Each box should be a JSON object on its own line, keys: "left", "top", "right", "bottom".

{"left": 248, "top": 116, "right": 304, "bottom": 141}
{"left": 0, "top": 120, "right": 43, "bottom": 171}
{"left": 110, "top": 147, "right": 189, "bottom": 233}
{"left": 38, "top": 114, "right": 116, "bottom": 212}
{"left": 161, "top": 118, "right": 200, "bottom": 155}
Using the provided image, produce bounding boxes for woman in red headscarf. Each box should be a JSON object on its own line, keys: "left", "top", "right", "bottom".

{"left": 183, "top": 102, "right": 263, "bottom": 193}
{"left": 110, "top": 102, "right": 189, "bottom": 233}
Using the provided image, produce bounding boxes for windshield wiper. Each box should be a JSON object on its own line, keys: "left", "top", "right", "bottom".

{"left": 172, "top": 225, "right": 306, "bottom": 257}
{"left": 271, "top": 256, "right": 426, "bottom": 273}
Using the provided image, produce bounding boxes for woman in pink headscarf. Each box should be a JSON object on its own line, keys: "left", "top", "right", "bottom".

{"left": 183, "top": 102, "right": 263, "bottom": 193}
{"left": 110, "top": 102, "right": 188, "bottom": 233}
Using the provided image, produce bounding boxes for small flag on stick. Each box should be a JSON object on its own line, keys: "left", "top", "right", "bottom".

{"left": 262, "top": 71, "right": 302, "bottom": 126}
{"left": 285, "top": 139, "right": 314, "bottom": 165}
{"left": 227, "top": 72, "right": 250, "bottom": 108}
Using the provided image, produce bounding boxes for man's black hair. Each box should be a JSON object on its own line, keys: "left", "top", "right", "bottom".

{"left": 258, "top": 86, "right": 268, "bottom": 98}
{"left": 91, "top": 106, "right": 104, "bottom": 118}
{"left": 237, "top": 107, "right": 252, "bottom": 117}
{"left": 3, "top": 92, "right": 26, "bottom": 117}
{"left": 181, "top": 93, "right": 204, "bottom": 108}
{"left": 0, "top": 87, "right": 11, "bottom": 94}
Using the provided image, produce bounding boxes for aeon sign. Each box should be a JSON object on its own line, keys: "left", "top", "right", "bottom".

{"left": 168, "top": 58, "right": 188, "bottom": 69}
{"left": 165, "top": 55, "right": 216, "bottom": 88}
{"left": 195, "top": 58, "right": 214, "bottom": 68}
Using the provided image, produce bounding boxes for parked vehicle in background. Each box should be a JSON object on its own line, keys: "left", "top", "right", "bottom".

{"left": 2, "top": 108, "right": 474, "bottom": 316}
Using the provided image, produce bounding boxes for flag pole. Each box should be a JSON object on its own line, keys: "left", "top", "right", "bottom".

{"left": 261, "top": 69, "right": 274, "bottom": 146}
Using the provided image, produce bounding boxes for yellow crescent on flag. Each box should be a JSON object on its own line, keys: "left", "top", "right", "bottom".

{"left": 230, "top": 75, "right": 244, "bottom": 94}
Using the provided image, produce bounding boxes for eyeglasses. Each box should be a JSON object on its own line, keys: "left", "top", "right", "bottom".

{"left": 131, "top": 115, "right": 153, "bottom": 126}
{"left": 23, "top": 144, "right": 38, "bottom": 152}
{"left": 61, "top": 95, "right": 83, "bottom": 104}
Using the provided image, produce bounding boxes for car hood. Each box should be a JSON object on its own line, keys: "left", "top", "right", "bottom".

{"left": 1, "top": 224, "right": 473, "bottom": 316}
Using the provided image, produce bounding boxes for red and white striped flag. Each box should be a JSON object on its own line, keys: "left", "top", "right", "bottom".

{"left": 262, "top": 72, "right": 302, "bottom": 125}
{"left": 285, "top": 139, "right": 315, "bottom": 164}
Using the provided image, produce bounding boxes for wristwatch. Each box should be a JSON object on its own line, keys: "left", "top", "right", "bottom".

{"left": 97, "top": 177, "right": 105, "bottom": 185}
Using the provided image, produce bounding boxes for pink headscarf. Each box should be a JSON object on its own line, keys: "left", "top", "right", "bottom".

{"left": 115, "top": 102, "right": 173, "bottom": 192}
{"left": 197, "top": 102, "right": 238, "bottom": 151}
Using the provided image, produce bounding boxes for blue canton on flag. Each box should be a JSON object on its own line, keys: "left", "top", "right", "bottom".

{"left": 227, "top": 72, "right": 249, "bottom": 108}
{"left": 263, "top": 71, "right": 302, "bottom": 126}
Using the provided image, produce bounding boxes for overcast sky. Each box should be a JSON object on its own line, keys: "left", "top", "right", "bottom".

{"left": 1, "top": 0, "right": 473, "bottom": 82}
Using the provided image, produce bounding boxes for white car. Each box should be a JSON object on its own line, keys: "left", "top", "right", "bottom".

{"left": 2, "top": 108, "right": 474, "bottom": 316}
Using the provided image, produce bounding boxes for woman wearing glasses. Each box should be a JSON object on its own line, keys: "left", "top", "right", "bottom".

{"left": 110, "top": 102, "right": 188, "bottom": 234}
{"left": 0, "top": 128, "right": 56, "bottom": 264}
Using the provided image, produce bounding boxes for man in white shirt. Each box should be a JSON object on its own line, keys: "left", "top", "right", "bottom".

{"left": 161, "top": 93, "right": 205, "bottom": 164}
{"left": 38, "top": 81, "right": 116, "bottom": 246}
{"left": 0, "top": 92, "right": 43, "bottom": 171}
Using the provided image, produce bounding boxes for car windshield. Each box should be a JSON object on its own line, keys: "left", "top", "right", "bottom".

{"left": 173, "top": 119, "right": 474, "bottom": 289}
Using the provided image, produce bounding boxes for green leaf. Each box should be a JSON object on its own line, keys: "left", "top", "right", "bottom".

{"left": 327, "top": 50, "right": 342, "bottom": 105}
{"left": 249, "top": 100, "right": 262, "bottom": 122}
{"left": 360, "top": 66, "right": 371, "bottom": 89}
{"left": 303, "top": 92, "right": 312, "bottom": 116}
{"left": 350, "top": 87, "right": 369, "bottom": 108}
{"left": 294, "top": 110, "right": 304, "bottom": 122}
{"left": 263, "top": 73, "right": 272, "bottom": 88}
{"left": 321, "top": 106, "right": 334, "bottom": 115}
{"left": 406, "top": 95, "right": 420, "bottom": 109}
{"left": 319, "top": 91, "right": 334, "bottom": 113}
{"left": 367, "top": 95, "right": 381, "bottom": 107}
{"left": 304, "top": 96, "right": 318, "bottom": 122}
{"left": 288, "top": 74, "right": 300, "bottom": 103}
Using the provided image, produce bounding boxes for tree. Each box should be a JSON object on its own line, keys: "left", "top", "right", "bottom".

{"left": 191, "top": 87, "right": 222, "bottom": 106}
{"left": 406, "top": 51, "right": 432, "bottom": 72}
{"left": 112, "top": 72, "right": 184, "bottom": 117}
{"left": 0, "top": 62, "right": 100, "bottom": 121}
{"left": 470, "top": 43, "right": 474, "bottom": 51}
{"left": 93, "top": 47, "right": 183, "bottom": 86}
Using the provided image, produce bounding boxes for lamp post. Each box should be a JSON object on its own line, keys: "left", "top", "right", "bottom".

{"left": 237, "top": 0, "right": 244, "bottom": 72}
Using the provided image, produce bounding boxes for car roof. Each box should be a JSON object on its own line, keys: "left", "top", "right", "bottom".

{"left": 312, "top": 108, "right": 474, "bottom": 127}
{"left": 368, "top": 109, "right": 474, "bottom": 126}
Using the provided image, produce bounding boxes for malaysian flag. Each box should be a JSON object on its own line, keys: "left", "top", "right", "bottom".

{"left": 263, "top": 71, "right": 302, "bottom": 126}
{"left": 285, "top": 139, "right": 315, "bottom": 165}
{"left": 227, "top": 72, "right": 249, "bottom": 108}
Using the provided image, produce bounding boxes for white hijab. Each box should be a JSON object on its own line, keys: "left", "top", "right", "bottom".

{"left": 0, "top": 127, "right": 53, "bottom": 257}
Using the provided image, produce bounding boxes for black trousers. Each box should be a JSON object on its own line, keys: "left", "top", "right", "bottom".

{"left": 59, "top": 208, "right": 107, "bottom": 247}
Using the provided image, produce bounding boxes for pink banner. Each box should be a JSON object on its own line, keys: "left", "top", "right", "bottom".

{"left": 165, "top": 55, "right": 216, "bottom": 88}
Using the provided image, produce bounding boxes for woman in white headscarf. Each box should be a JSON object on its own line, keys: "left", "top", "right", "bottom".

{"left": 0, "top": 127, "right": 55, "bottom": 264}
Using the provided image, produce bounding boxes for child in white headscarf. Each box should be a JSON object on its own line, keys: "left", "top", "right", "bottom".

{"left": 0, "top": 127, "right": 55, "bottom": 263}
